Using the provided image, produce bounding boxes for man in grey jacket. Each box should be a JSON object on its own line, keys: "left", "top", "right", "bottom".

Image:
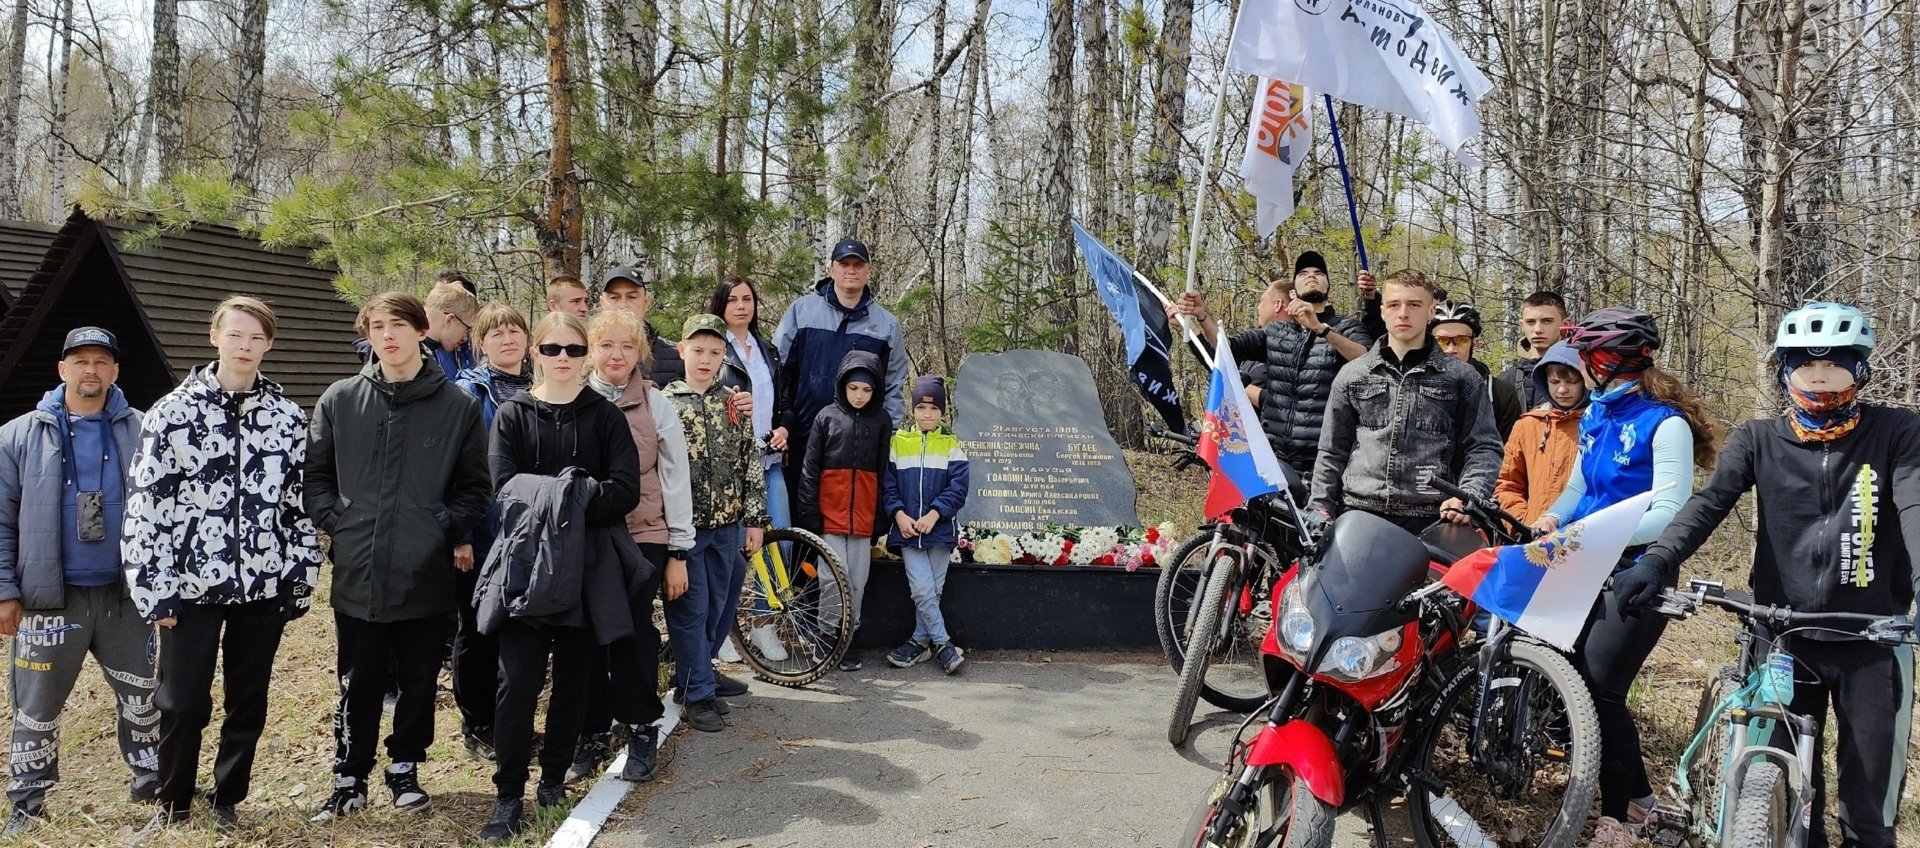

{"left": 0, "top": 328, "right": 159, "bottom": 835}
{"left": 1309, "top": 271, "right": 1504, "bottom": 534}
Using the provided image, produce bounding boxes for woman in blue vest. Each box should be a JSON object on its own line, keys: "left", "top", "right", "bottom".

{"left": 1532, "top": 307, "right": 1721, "bottom": 828}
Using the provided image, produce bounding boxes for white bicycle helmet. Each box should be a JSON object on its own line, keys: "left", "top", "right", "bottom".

{"left": 1774, "top": 302, "right": 1875, "bottom": 357}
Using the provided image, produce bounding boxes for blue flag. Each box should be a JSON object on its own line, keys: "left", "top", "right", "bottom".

{"left": 1072, "top": 220, "right": 1186, "bottom": 433}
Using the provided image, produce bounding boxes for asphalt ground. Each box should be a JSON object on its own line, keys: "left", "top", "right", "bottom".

{"left": 594, "top": 650, "right": 1375, "bottom": 848}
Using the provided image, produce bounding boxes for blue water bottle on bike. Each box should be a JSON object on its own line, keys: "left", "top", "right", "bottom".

{"left": 1758, "top": 652, "right": 1795, "bottom": 703}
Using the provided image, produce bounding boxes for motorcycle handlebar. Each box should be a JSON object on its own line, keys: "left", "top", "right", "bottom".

{"left": 1147, "top": 422, "right": 1199, "bottom": 448}
{"left": 1425, "top": 477, "right": 1534, "bottom": 543}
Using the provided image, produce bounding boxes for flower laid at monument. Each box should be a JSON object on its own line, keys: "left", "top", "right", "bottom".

{"left": 958, "top": 522, "right": 1178, "bottom": 570}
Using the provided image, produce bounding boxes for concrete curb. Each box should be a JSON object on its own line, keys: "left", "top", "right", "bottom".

{"left": 542, "top": 696, "right": 682, "bottom": 848}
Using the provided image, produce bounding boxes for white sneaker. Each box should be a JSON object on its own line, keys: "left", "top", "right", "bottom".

{"left": 748, "top": 624, "right": 790, "bottom": 661}
{"left": 717, "top": 637, "right": 743, "bottom": 663}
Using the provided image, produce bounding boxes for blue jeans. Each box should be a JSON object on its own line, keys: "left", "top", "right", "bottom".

{"left": 666, "top": 523, "right": 745, "bottom": 703}
{"left": 764, "top": 464, "right": 791, "bottom": 530}
{"left": 901, "top": 545, "right": 954, "bottom": 646}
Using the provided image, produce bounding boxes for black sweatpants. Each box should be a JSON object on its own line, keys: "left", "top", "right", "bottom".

{"left": 452, "top": 561, "right": 498, "bottom": 733}
{"left": 1570, "top": 553, "right": 1670, "bottom": 820}
{"left": 579, "top": 542, "right": 668, "bottom": 737}
{"left": 331, "top": 612, "right": 446, "bottom": 778}
{"left": 1783, "top": 637, "right": 1914, "bottom": 848}
{"left": 153, "top": 598, "right": 286, "bottom": 811}
{"left": 492, "top": 620, "right": 594, "bottom": 799}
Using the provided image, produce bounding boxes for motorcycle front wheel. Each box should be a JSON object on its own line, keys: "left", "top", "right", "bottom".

{"left": 1405, "top": 639, "right": 1601, "bottom": 848}
{"left": 1181, "top": 767, "right": 1335, "bottom": 848}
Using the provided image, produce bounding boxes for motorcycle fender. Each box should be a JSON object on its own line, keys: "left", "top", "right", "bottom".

{"left": 1244, "top": 720, "right": 1346, "bottom": 807}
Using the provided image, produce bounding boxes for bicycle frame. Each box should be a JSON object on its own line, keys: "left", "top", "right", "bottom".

{"left": 1669, "top": 635, "right": 1818, "bottom": 846}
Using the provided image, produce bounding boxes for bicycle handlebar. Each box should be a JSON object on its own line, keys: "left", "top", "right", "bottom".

{"left": 1658, "top": 581, "right": 1916, "bottom": 645}
{"left": 1147, "top": 422, "right": 1199, "bottom": 448}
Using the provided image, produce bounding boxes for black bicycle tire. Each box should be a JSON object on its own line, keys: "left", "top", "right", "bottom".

{"left": 1727, "top": 761, "right": 1789, "bottom": 848}
{"left": 1406, "top": 639, "right": 1602, "bottom": 848}
{"left": 1155, "top": 530, "right": 1216, "bottom": 672}
{"left": 731, "top": 527, "right": 850, "bottom": 687}
{"left": 1168, "top": 560, "right": 1234, "bottom": 747}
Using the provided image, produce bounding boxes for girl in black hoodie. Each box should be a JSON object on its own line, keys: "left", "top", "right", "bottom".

{"left": 479, "top": 312, "right": 639, "bottom": 844}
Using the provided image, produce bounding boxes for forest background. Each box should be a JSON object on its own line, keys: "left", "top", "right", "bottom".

{"left": 1, "top": 0, "right": 1916, "bottom": 442}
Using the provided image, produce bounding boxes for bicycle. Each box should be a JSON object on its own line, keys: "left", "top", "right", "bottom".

{"left": 1643, "top": 579, "right": 1917, "bottom": 848}
{"left": 729, "top": 526, "right": 853, "bottom": 687}
{"left": 1149, "top": 425, "right": 1312, "bottom": 746}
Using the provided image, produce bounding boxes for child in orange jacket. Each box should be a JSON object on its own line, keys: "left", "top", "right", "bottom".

{"left": 1494, "top": 341, "right": 1589, "bottom": 523}
{"left": 797, "top": 350, "right": 890, "bottom": 671}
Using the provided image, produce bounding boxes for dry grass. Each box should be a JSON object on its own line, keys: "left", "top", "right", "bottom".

{"left": 0, "top": 582, "right": 580, "bottom": 848}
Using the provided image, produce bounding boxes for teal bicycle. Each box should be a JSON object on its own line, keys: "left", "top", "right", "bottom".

{"left": 1645, "top": 580, "right": 1915, "bottom": 848}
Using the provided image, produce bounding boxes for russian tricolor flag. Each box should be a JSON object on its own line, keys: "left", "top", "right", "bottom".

{"left": 1198, "top": 330, "right": 1290, "bottom": 520}
{"left": 1440, "top": 489, "right": 1659, "bottom": 651}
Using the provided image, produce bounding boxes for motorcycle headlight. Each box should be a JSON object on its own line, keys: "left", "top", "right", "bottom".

{"left": 1279, "top": 580, "right": 1315, "bottom": 657}
{"left": 1314, "top": 628, "right": 1405, "bottom": 683}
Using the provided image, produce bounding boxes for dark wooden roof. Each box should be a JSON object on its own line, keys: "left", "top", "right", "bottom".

{"left": 0, "top": 210, "right": 359, "bottom": 421}
{"left": 0, "top": 220, "right": 59, "bottom": 318}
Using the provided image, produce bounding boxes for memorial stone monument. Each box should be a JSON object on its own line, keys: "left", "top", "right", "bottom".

{"left": 953, "top": 350, "right": 1140, "bottom": 534}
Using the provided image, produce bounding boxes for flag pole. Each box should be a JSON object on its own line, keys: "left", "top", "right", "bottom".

{"left": 1322, "top": 94, "right": 1369, "bottom": 271}
{"left": 1184, "top": 15, "right": 1240, "bottom": 294}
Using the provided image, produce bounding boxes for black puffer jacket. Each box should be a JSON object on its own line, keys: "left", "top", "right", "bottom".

{"left": 645, "top": 324, "right": 685, "bottom": 387}
{"left": 1225, "top": 309, "right": 1374, "bottom": 475}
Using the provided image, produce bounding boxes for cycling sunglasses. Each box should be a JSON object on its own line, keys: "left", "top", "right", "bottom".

{"left": 535, "top": 343, "right": 589, "bottom": 358}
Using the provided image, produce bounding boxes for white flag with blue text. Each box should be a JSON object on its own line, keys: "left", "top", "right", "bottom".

{"left": 1227, "top": 0, "right": 1494, "bottom": 166}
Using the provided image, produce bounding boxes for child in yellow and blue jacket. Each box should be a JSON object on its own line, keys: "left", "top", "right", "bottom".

{"left": 881, "top": 375, "right": 971, "bottom": 674}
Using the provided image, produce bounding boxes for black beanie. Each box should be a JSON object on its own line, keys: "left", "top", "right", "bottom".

{"left": 1293, "top": 250, "right": 1328, "bottom": 277}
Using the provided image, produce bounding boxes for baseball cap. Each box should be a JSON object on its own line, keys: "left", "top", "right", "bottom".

{"left": 62, "top": 326, "right": 120, "bottom": 360}
{"left": 682, "top": 314, "right": 727, "bottom": 341}
{"left": 830, "top": 238, "right": 870, "bottom": 263}
{"left": 600, "top": 265, "right": 651, "bottom": 291}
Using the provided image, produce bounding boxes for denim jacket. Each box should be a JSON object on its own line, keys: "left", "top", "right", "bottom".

{"left": 1308, "top": 340, "right": 1504, "bottom": 518}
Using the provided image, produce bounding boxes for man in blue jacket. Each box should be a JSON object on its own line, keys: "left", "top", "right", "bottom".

{"left": 0, "top": 328, "right": 159, "bottom": 835}
{"left": 773, "top": 237, "right": 912, "bottom": 516}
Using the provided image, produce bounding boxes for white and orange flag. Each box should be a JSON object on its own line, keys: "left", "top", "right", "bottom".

{"left": 1240, "top": 78, "right": 1312, "bottom": 238}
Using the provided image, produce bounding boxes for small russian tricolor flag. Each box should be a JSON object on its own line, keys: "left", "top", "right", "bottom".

{"left": 1197, "top": 330, "right": 1290, "bottom": 520}
{"left": 1441, "top": 489, "right": 1660, "bottom": 651}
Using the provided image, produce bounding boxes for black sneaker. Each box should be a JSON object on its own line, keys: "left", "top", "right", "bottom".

{"left": 309, "top": 776, "right": 368, "bottom": 823}
{"left": 838, "top": 652, "right": 863, "bottom": 672}
{"left": 712, "top": 672, "right": 750, "bottom": 697}
{"left": 670, "top": 688, "right": 730, "bottom": 714}
{"left": 385, "top": 762, "right": 430, "bottom": 813}
{"left": 535, "top": 778, "right": 567, "bottom": 809}
{"left": 478, "top": 798, "right": 526, "bottom": 844}
{"left": 621, "top": 725, "right": 659, "bottom": 783}
{"left": 129, "top": 776, "right": 162, "bottom": 804}
{"left": 462, "top": 725, "right": 498, "bottom": 762}
{"left": 686, "top": 699, "right": 726, "bottom": 732}
{"left": 936, "top": 643, "right": 965, "bottom": 675}
{"left": 563, "top": 733, "right": 611, "bottom": 784}
{"left": 3, "top": 805, "right": 42, "bottom": 837}
{"left": 211, "top": 804, "right": 240, "bottom": 831}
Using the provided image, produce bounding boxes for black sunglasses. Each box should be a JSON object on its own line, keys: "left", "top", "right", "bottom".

{"left": 536, "top": 343, "right": 589, "bottom": 358}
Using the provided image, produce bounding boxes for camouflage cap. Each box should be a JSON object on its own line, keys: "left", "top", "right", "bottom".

{"left": 682, "top": 313, "right": 727, "bottom": 341}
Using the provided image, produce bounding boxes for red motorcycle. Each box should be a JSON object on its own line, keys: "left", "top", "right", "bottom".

{"left": 1181, "top": 479, "right": 1602, "bottom": 848}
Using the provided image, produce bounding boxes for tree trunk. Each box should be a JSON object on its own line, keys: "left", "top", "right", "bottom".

{"left": 147, "top": 0, "right": 183, "bottom": 182}
{"left": 232, "top": 0, "right": 268, "bottom": 191}
{"left": 1138, "top": 0, "right": 1192, "bottom": 279}
{"left": 45, "top": 0, "right": 73, "bottom": 219}
{"left": 1042, "top": 0, "right": 1076, "bottom": 354}
{"left": 786, "top": 0, "right": 826, "bottom": 254}
{"left": 844, "top": 0, "right": 896, "bottom": 238}
{"left": 0, "top": 0, "right": 29, "bottom": 216}
{"left": 543, "top": 0, "right": 583, "bottom": 278}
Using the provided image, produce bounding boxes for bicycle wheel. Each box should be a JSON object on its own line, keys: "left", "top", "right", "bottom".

{"left": 1727, "top": 761, "right": 1789, "bottom": 848}
{"left": 1168, "top": 560, "right": 1234, "bottom": 747}
{"left": 732, "top": 527, "right": 851, "bottom": 687}
{"left": 1687, "top": 664, "right": 1741, "bottom": 837}
{"left": 1196, "top": 560, "right": 1272, "bottom": 715}
{"left": 1407, "top": 639, "right": 1601, "bottom": 848}
{"left": 1181, "top": 767, "right": 1335, "bottom": 848}
{"left": 1155, "top": 530, "right": 1215, "bottom": 672}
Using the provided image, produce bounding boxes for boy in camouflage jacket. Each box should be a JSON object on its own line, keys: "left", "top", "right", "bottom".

{"left": 661, "top": 315, "right": 767, "bottom": 730}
